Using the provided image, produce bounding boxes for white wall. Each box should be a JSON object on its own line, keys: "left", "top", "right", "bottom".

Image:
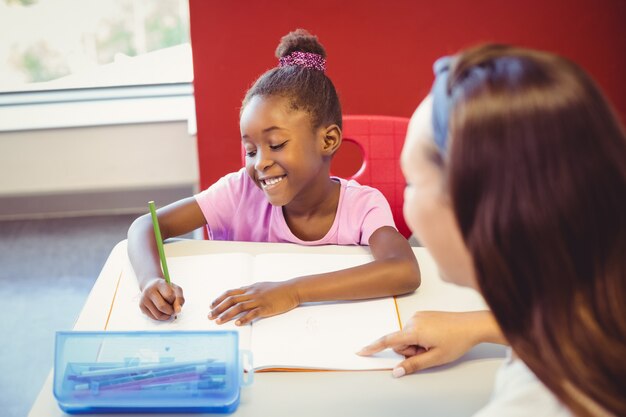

{"left": 0, "top": 121, "right": 198, "bottom": 196}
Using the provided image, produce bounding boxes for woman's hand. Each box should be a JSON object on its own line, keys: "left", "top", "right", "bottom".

{"left": 358, "top": 310, "right": 503, "bottom": 377}
{"left": 209, "top": 281, "right": 301, "bottom": 326}
{"left": 140, "top": 278, "right": 185, "bottom": 320}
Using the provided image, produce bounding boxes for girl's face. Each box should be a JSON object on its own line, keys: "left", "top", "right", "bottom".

{"left": 401, "top": 95, "right": 477, "bottom": 289}
{"left": 240, "top": 95, "right": 328, "bottom": 207}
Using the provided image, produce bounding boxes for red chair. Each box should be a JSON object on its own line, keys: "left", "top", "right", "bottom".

{"left": 332, "top": 115, "right": 410, "bottom": 238}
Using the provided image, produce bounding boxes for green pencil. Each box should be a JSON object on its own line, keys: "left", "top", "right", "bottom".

{"left": 148, "top": 200, "right": 171, "bottom": 285}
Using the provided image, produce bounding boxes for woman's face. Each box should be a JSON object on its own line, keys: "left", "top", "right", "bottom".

{"left": 401, "top": 95, "right": 477, "bottom": 289}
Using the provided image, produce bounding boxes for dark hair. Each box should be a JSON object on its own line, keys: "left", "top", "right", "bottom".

{"left": 446, "top": 45, "right": 626, "bottom": 416}
{"left": 241, "top": 29, "right": 342, "bottom": 130}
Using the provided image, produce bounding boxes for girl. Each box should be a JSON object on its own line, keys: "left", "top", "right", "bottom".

{"left": 359, "top": 45, "right": 626, "bottom": 416}
{"left": 127, "top": 29, "right": 421, "bottom": 326}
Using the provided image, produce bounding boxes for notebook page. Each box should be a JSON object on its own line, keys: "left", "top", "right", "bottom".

{"left": 249, "top": 253, "right": 404, "bottom": 370}
{"left": 106, "top": 253, "right": 254, "bottom": 349}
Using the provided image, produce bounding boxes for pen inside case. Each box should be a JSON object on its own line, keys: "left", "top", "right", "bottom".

{"left": 67, "top": 359, "right": 226, "bottom": 394}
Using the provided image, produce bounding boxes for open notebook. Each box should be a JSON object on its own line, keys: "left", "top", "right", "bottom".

{"left": 105, "top": 252, "right": 405, "bottom": 372}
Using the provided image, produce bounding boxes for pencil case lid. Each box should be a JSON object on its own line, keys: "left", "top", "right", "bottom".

{"left": 53, "top": 330, "right": 251, "bottom": 414}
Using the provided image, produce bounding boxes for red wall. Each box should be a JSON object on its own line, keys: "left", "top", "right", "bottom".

{"left": 189, "top": 0, "right": 626, "bottom": 190}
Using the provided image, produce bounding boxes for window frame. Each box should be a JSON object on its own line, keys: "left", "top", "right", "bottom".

{"left": 0, "top": 82, "right": 196, "bottom": 134}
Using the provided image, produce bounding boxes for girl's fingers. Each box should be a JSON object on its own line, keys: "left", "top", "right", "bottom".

{"left": 209, "top": 293, "right": 252, "bottom": 318}
{"left": 173, "top": 285, "right": 185, "bottom": 307}
{"left": 143, "top": 298, "right": 173, "bottom": 321}
{"left": 150, "top": 291, "right": 175, "bottom": 316}
{"left": 160, "top": 283, "right": 178, "bottom": 304}
{"left": 210, "top": 287, "right": 247, "bottom": 308}
{"left": 140, "top": 280, "right": 183, "bottom": 320}
{"left": 215, "top": 300, "right": 257, "bottom": 324}
{"left": 173, "top": 298, "right": 182, "bottom": 315}
{"left": 139, "top": 303, "right": 152, "bottom": 319}
{"left": 235, "top": 307, "right": 262, "bottom": 326}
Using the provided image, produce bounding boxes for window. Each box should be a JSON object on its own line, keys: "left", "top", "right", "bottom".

{"left": 0, "top": 0, "right": 192, "bottom": 92}
{"left": 0, "top": 0, "right": 195, "bottom": 133}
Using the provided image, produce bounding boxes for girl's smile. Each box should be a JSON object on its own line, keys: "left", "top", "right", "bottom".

{"left": 259, "top": 174, "right": 286, "bottom": 190}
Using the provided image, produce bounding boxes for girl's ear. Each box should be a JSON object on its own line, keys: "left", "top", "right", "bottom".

{"left": 321, "top": 124, "right": 342, "bottom": 156}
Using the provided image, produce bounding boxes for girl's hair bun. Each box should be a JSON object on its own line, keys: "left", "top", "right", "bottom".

{"left": 243, "top": 28, "right": 341, "bottom": 130}
{"left": 275, "top": 28, "right": 326, "bottom": 59}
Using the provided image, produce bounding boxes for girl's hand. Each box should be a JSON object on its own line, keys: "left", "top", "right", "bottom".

{"left": 140, "top": 278, "right": 185, "bottom": 320}
{"left": 209, "top": 281, "right": 301, "bottom": 326}
{"left": 357, "top": 311, "right": 502, "bottom": 377}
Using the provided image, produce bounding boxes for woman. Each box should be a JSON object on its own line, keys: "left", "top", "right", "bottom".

{"left": 359, "top": 45, "right": 626, "bottom": 416}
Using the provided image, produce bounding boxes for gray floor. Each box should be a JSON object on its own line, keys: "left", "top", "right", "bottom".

{"left": 0, "top": 214, "right": 139, "bottom": 417}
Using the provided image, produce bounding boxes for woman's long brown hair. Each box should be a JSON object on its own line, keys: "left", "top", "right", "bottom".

{"left": 446, "top": 45, "right": 626, "bottom": 416}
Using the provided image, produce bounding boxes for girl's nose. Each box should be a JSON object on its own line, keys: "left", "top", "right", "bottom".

{"left": 254, "top": 149, "right": 273, "bottom": 171}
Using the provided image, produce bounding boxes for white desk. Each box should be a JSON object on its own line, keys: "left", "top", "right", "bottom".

{"left": 29, "top": 240, "right": 506, "bottom": 417}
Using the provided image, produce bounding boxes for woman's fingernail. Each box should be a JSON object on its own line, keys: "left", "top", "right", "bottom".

{"left": 392, "top": 367, "right": 406, "bottom": 378}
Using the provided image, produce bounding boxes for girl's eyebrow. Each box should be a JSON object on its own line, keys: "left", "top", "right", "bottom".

{"left": 262, "top": 126, "right": 285, "bottom": 133}
{"left": 242, "top": 126, "right": 285, "bottom": 139}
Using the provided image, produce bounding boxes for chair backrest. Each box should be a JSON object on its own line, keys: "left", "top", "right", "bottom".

{"left": 332, "top": 115, "right": 410, "bottom": 238}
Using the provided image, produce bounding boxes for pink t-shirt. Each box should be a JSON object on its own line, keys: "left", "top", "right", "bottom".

{"left": 194, "top": 168, "right": 395, "bottom": 246}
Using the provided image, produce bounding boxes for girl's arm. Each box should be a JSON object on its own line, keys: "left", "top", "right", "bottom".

{"left": 127, "top": 197, "right": 207, "bottom": 320}
{"left": 294, "top": 226, "right": 420, "bottom": 301}
{"left": 209, "top": 226, "right": 421, "bottom": 325}
{"left": 358, "top": 310, "right": 507, "bottom": 376}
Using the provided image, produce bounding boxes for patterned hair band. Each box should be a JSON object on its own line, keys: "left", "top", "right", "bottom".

{"left": 279, "top": 51, "right": 326, "bottom": 72}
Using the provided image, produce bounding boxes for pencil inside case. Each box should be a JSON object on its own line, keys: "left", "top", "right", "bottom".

{"left": 53, "top": 330, "right": 251, "bottom": 414}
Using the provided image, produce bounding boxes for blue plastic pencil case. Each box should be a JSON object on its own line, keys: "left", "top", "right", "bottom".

{"left": 53, "top": 331, "right": 253, "bottom": 414}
